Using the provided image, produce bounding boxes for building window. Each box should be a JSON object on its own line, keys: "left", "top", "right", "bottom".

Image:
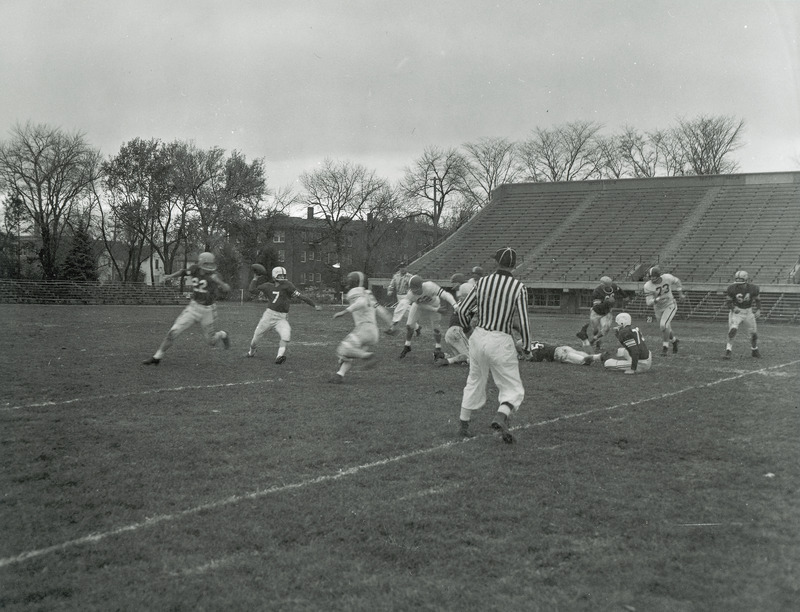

{"left": 300, "top": 251, "right": 306, "bottom": 263}
{"left": 315, "top": 273, "right": 321, "bottom": 283}
{"left": 531, "top": 289, "right": 561, "bottom": 307}
{"left": 308, "top": 250, "right": 315, "bottom": 262}
{"left": 273, "top": 230, "right": 285, "bottom": 243}
{"left": 278, "top": 250, "right": 285, "bottom": 262}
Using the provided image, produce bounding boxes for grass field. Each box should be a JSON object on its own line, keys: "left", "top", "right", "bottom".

{"left": 1, "top": 302, "right": 799, "bottom": 611}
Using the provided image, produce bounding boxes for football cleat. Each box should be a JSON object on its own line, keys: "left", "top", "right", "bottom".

{"left": 433, "top": 349, "right": 445, "bottom": 361}
{"left": 661, "top": 345, "right": 668, "bottom": 356}
{"left": 751, "top": 349, "right": 761, "bottom": 358}
{"left": 142, "top": 356, "right": 160, "bottom": 366}
{"left": 490, "top": 414, "right": 514, "bottom": 444}
{"left": 723, "top": 349, "right": 732, "bottom": 360}
{"left": 245, "top": 349, "right": 255, "bottom": 358}
{"left": 459, "top": 420, "right": 475, "bottom": 438}
{"left": 222, "top": 333, "right": 230, "bottom": 350}
{"left": 275, "top": 355, "right": 286, "bottom": 364}
{"left": 672, "top": 339, "right": 679, "bottom": 354}
{"left": 399, "top": 345, "right": 411, "bottom": 359}
{"left": 328, "top": 373, "right": 344, "bottom": 384}
{"left": 384, "top": 328, "right": 397, "bottom": 336}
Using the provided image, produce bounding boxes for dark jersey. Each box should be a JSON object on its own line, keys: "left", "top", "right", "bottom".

{"left": 726, "top": 282, "right": 760, "bottom": 310}
{"left": 250, "top": 278, "right": 300, "bottom": 313}
{"left": 179, "top": 264, "right": 222, "bottom": 306}
{"left": 527, "top": 341, "right": 557, "bottom": 362}
{"left": 616, "top": 325, "right": 649, "bottom": 367}
{"left": 591, "top": 283, "right": 627, "bottom": 316}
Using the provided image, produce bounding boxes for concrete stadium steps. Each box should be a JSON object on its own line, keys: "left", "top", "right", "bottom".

{"left": 412, "top": 173, "right": 800, "bottom": 289}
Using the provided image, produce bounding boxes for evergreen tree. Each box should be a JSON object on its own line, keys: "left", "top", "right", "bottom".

{"left": 62, "top": 226, "right": 98, "bottom": 281}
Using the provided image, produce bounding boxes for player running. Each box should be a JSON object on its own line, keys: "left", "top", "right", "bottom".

{"left": 723, "top": 270, "right": 761, "bottom": 359}
{"left": 576, "top": 275, "right": 629, "bottom": 353}
{"left": 329, "top": 271, "right": 387, "bottom": 383}
{"left": 142, "top": 252, "right": 230, "bottom": 365}
{"left": 643, "top": 265, "right": 685, "bottom": 356}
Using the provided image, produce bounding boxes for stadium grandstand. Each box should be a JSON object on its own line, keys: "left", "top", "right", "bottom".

{"left": 404, "top": 171, "right": 800, "bottom": 324}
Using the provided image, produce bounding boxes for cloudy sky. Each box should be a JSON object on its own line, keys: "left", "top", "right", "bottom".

{"left": 2, "top": 0, "right": 798, "bottom": 188}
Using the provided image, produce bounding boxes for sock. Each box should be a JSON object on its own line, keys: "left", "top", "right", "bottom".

{"left": 337, "top": 362, "right": 352, "bottom": 377}
{"left": 497, "top": 403, "right": 512, "bottom": 418}
{"left": 459, "top": 408, "right": 471, "bottom": 421}
{"left": 277, "top": 346, "right": 287, "bottom": 357}
{"left": 726, "top": 343, "right": 732, "bottom": 351}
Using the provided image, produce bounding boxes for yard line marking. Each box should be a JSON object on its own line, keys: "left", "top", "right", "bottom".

{"left": 0, "top": 442, "right": 460, "bottom": 569}
{"left": 517, "top": 359, "right": 800, "bottom": 432}
{"left": 0, "top": 379, "right": 279, "bottom": 412}
{"left": 1, "top": 359, "right": 797, "bottom": 569}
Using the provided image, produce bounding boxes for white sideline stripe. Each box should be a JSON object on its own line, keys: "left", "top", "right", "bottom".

{"left": 1, "top": 359, "right": 798, "bottom": 569}
{"left": 521, "top": 359, "right": 800, "bottom": 431}
{"left": 0, "top": 379, "right": 278, "bottom": 412}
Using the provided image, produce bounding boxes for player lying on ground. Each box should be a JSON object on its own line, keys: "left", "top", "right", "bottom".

{"left": 518, "top": 341, "right": 600, "bottom": 365}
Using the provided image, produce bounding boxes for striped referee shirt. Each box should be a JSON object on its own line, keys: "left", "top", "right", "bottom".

{"left": 458, "top": 270, "right": 531, "bottom": 348}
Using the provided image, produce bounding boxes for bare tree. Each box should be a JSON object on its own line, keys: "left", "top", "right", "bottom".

{"left": 401, "top": 146, "right": 469, "bottom": 243}
{"left": 518, "top": 120, "right": 604, "bottom": 182}
{"left": 353, "top": 182, "right": 401, "bottom": 276}
{"left": 461, "top": 137, "right": 523, "bottom": 208}
{"left": 301, "top": 158, "right": 387, "bottom": 282}
{"left": 101, "top": 138, "right": 172, "bottom": 282}
{"left": 673, "top": 114, "right": 745, "bottom": 175}
{"left": 0, "top": 122, "right": 101, "bottom": 278}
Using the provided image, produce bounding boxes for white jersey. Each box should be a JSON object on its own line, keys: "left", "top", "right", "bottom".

{"left": 344, "top": 287, "right": 378, "bottom": 328}
{"left": 644, "top": 273, "right": 682, "bottom": 309}
{"left": 405, "top": 281, "right": 455, "bottom": 311}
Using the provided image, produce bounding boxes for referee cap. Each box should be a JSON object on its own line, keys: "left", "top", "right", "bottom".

{"left": 494, "top": 247, "right": 517, "bottom": 268}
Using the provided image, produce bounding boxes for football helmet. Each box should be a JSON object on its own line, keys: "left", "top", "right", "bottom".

{"left": 734, "top": 270, "right": 749, "bottom": 283}
{"left": 409, "top": 275, "right": 423, "bottom": 294}
{"left": 600, "top": 275, "right": 613, "bottom": 286}
{"left": 198, "top": 252, "right": 217, "bottom": 271}
{"left": 450, "top": 273, "right": 466, "bottom": 286}
{"left": 615, "top": 312, "right": 632, "bottom": 328}
{"left": 271, "top": 266, "right": 288, "bottom": 281}
{"left": 346, "top": 270, "right": 367, "bottom": 290}
{"left": 647, "top": 266, "right": 662, "bottom": 283}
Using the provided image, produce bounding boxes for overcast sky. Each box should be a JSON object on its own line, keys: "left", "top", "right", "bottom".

{"left": 2, "top": 0, "right": 798, "bottom": 189}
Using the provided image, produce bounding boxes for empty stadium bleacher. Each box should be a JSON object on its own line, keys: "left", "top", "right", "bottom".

{"left": 408, "top": 172, "right": 800, "bottom": 323}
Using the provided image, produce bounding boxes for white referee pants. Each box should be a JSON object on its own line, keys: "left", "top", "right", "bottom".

{"left": 461, "top": 327, "right": 525, "bottom": 413}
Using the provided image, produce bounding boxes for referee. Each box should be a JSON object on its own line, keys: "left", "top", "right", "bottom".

{"left": 457, "top": 247, "right": 531, "bottom": 442}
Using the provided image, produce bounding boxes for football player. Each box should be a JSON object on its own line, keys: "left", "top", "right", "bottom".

{"left": 142, "top": 252, "right": 230, "bottom": 365}
{"left": 398, "top": 275, "right": 457, "bottom": 361}
{"left": 244, "top": 266, "right": 321, "bottom": 364}
{"left": 520, "top": 341, "right": 599, "bottom": 366}
{"left": 603, "top": 312, "right": 652, "bottom": 374}
{"left": 723, "top": 270, "right": 761, "bottom": 359}
{"left": 384, "top": 265, "right": 419, "bottom": 336}
{"left": 642, "top": 265, "right": 685, "bottom": 356}
{"left": 576, "top": 275, "right": 629, "bottom": 353}
{"left": 329, "top": 271, "right": 384, "bottom": 383}
{"left": 435, "top": 273, "right": 474, "bottom": 367}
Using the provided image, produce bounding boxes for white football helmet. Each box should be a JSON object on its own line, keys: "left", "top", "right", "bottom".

{"left": 734, "top": 270, "right": 749, "bottom": 283}
{"left": 615, "top": 312, "right": 632, "bottom": 328}
{"left": 271, "top": 266, "right": 287, "bottom": 280}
